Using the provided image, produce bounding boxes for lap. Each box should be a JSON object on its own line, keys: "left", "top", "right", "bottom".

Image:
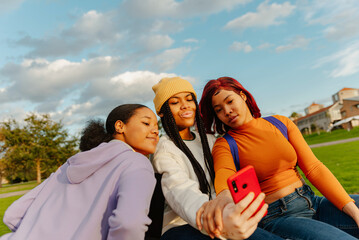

{"left": 268, "top": 216, "right": 356, "bottom": 240}
{"left": 161, "top": 224, "right": 283, "bottom": 240}
{"left": 161, "top": 224, "right": 219, "bottom": 240}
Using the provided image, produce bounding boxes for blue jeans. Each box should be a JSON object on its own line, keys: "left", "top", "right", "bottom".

{"left": 161, "top": 224, "right": 284, "bottom": 240}
{"left": 259, "top": 184, "right": 359, "bottom": 240}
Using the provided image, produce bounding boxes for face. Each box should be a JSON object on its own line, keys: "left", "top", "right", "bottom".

{"left": 118, "top": 107, "right": 159, "bottom": 155}
{"left": 211, "top": 89, "right": 253, "bottom": 129}
{"left": 167, "top": 92, "right": 196, "bottom": 131}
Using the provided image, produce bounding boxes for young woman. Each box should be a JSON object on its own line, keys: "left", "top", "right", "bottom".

{"left": 151, "top": 77, "right": 283, "bottom": 240}
{"left": 2, "top": 104, "right": 159, "bottom": 240}
{"left": 199, "top": 76, "right": 359, "bottom": 239}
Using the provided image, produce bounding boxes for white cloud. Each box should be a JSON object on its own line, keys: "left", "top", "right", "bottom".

{"left": 230, "top": 41, "right": 253, "bottom": 53}
{"left": 0, "top": 0, "right": 25, "bottom": 15}
{"left": 184, "top": 38, "right": 199, "bottom": 43}
{"left": 315, "top": 41, "right": 359, "bottom": 78}
{"left": 224, "top": 0, "right": 295, "bottom": 31}
{"left": 122, "top": 0, "right": 251, "bottom": 19}
{"left": 301, "top": 0, "right": 359, "bottom": 41}
{"left": 0, "top": 56, "right": 123, "bottom": 103}
{"left": 257, "top": 43, "right": 272, "bottom": 49}
{"left": 276, "top": 36, "right": 310, "bottom": 52}
{"left": 137, "top": 34, "right": 174, "bottom": 52}
{"left": 150, "top": 47, "right": 192, "bottom": 71}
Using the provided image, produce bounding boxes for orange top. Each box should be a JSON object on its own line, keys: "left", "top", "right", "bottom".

{"left": 212, "top": 115, "right": 353, "bottom": 210}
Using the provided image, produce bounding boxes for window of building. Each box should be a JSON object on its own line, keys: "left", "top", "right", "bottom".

{"left": 342, "top": 111, "right": 347, "bottom": 117}
{"left": 355, "top": 104, "right": 359, "bottom": 109}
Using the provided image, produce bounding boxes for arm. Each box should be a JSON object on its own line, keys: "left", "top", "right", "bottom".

{"left": 152, "top": 146, "right": 210, "bottom": 229}
{"left": 282, "top": 116, "right": 355, "bottom": 210}
{"left": 196, "top": 190, "right": 233, "bottom": 238}
{"left": 107, "top": 158, "right": 156, "bottom": 240}
{"left": 343, "top": 202, "right": 359, "bottom": 227}
{"left": 197, "top": 139, "right": 267, "bottom": 238}
{"left": 3, "top": 178, "right": 49, "bottom": 231}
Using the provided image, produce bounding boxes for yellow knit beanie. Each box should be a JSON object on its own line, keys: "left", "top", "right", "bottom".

{"left": 152, "top": 76, "right": 197, "bottom": 114}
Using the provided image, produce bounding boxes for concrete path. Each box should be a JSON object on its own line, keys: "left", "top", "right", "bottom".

{"left": 0, "top": 190, "right": 30, "bottom": 199}
{"left": 309, "top": 136, "right": 359, "bottom": 148}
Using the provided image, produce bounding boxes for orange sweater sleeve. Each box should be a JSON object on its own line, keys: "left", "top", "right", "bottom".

{"left": 281, "top": 116, "right": 354, "bottom": 210}
{"left": 212, "top": 137, "right": 237, "bottom": 195}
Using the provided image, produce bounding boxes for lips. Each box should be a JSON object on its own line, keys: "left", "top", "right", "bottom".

{"left": 181, "top": 111, "right": 194, "bottom": 118}
{"left": 228, "top": 115, "right": 238, "bottom": 124}
{"left": 147, "top": 136, "right": 159, "bottom": 142}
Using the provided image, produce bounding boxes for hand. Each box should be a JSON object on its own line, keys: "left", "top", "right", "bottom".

{"left": 342, "top": 201, "right": 359, "bottom": 228}
{"left": 196, "top": 190, "right": 233, "bottom": 238}
{"left": 221, "top": 192, "right": 268, "bottom": 240}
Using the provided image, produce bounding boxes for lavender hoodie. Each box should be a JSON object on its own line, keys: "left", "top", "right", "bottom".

{"left": 1, "top": 140, "right": 155, "bottom": 240}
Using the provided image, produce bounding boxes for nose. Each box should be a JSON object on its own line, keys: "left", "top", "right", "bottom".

{"left": 152, "top": 127, "right": 159, "bottom": 135}
{"left": 224, "top": 106, "right": 232, "bottom": 116}
{"left": 180, "top": 100, "right": 189, "bottom": 110}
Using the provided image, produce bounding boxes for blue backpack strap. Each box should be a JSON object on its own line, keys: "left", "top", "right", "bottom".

{"left": 223, "top": 133, "right": 240, "bottom": 171}
{"left": 263, "top": 116, "right": 288, "bottom": 141}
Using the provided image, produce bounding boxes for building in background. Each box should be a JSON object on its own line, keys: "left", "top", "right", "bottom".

{"left": 294, "top": 88, "right": 359, "bottom": 134}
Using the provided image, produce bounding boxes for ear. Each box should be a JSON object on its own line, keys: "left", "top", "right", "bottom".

{"left": 158, "top": 113, "right": 164, "bottom": 117}
{"left": 114, "top": 120, "right": 125, "bottom": 134}
{"left": 239, "top": 91, "right": 247, "bottom": 101}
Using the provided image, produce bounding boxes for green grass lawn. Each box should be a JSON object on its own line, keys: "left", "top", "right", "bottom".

{"left": 0, "top": 181, "right": 39, "bottom": 194}
{"left": 0, "top": 195, "right": 22, "bottom": 236}
{"left": 0, "top": 131, "right": 358, "bottom": 237}
{"left": 299, "top": 140, "right": 359, "bottom": 196}
{"left": 304, "top": 126, "right": 359, "bottom": 145}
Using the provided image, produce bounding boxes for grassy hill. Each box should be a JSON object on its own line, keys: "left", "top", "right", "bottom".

{"left": 304, "top": 126, "right": 359, "bottom": 145}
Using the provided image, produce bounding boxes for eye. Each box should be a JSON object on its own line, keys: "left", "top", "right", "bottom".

{"left": 215, "top": 108, "right": 222, "bottom": 113}
{"left": 228, "top": 99, "right": 233, "bottom": 104}
{"left": 142, "top": 122, "right": 150, "bottom": 126}
{"left": 170, "top": 101, "right": 179, "bottom": 105}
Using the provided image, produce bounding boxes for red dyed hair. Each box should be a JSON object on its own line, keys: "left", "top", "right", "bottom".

{"left": 199, "top": 76, "right": 261, "bottom": 134}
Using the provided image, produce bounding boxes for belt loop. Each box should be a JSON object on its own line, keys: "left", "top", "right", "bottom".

{"left": 279, "top": 198, "right": 287, "bottom": 212}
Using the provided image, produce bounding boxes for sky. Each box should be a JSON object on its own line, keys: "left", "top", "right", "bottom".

{"left": 1, "top": 0, "right": 359, "bottom": 136}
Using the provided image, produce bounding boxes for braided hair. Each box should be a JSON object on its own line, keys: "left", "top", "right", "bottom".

{"left": 160, "top": 93, "right": 215, "bottom": 199}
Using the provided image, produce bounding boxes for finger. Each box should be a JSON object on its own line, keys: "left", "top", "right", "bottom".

{"left": 203, "top": 207, "right": 216, "bottom": 236}
{"left": 250, "top": 203, "right": 268, "bottom": 222}
{"left": 233, "top": 192, "right": 255, "bottom": 213}
{"left": 214, "top": 205, "right": 223, "bottom": 232}
{"left": 242, "top": 193, "right": 266, "bottom": 219}
{"left": 196, "top": 207, "right": 204, "bottom": 230}
{"left": 242, "top": 223, "right": 258, "bottom": 239}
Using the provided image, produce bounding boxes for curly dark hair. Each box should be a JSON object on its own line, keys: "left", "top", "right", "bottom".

{"left": 79, "top": 104, "right": 147, "bottom": 151}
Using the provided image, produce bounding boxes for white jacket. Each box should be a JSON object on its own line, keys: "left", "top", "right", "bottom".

{"left": 152, "top": 131, "right": 216, "bottom": 234}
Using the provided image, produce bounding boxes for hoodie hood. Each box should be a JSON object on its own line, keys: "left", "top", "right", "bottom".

{"left": 66, "top": 140, "right": 133, "bottom": 184}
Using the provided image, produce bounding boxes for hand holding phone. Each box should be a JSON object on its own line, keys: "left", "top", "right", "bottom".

{"left": 227, "top": 165, "right": 267, "bottom": 217}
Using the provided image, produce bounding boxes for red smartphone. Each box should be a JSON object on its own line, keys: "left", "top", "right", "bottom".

{"left": 227, "top": 165, "right": 267, "bottom": 217}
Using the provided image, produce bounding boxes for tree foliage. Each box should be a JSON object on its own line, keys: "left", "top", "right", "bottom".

{"left": 0, "top": 113, "right": 79, "bottom": 184}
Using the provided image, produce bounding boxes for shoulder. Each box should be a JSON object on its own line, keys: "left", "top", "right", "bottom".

{"left": 213, "top": 135, "right": 230, "bottom": 150}
{"left": 109, "top": 141, "right": 154, "bottom": 173}
{"left": 269, "top": 115, "right": 293, "bottom": 126}
{"left": 155, "top": 135, "right": 178, "bottom": 154}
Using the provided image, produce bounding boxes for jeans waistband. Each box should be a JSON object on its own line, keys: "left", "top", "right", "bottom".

{"left": 268, "top": 184, "right": 313, "bottom": 209}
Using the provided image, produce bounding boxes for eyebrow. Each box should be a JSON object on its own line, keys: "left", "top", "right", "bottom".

{"left": 213, "top": 94, "right": 233, "bottom": 108}
{"left": 169, "top": 93, "right": 192, "bottom": 99}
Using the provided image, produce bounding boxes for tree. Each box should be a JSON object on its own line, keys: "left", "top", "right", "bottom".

{"left": 290, "top": 112, "right": 302, "bottom": 119}
{"left": 0, "top": 113, "right": 79, "bottom": 184}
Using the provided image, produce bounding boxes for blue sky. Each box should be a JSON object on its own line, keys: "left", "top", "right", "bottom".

{"left": 1, "top": 0, "right": 359, "bottom": 135}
